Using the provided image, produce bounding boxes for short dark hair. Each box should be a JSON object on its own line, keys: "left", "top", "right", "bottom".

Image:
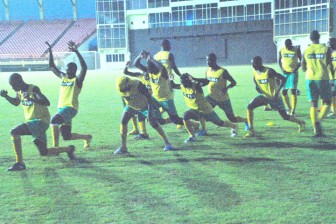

{"left": 162, "top": 39, "right": 171, "bottom": 51}
{"left": 310, "top": 30, "right": 320, "bottom": 41}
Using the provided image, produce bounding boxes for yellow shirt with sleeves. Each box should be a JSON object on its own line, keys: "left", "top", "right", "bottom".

{"left": 18, "top": 85, "right": 50, "bottom": 124}
{"left": 118, "top": 79, "right": 148, "bottom": 110}
{"left": 149, "top": 71, "right": 173, "bottom": 101}
{"left": 330, "top": 51, "right": 336, "bottom": 80}
{"left": 253, "top": 67, "right": 277, "bottom": 99}
{"left": 304, "top": 44, "right": 329, "bottom": 80}
{"left": 280, "top": 46, "right": 300, "bottom": 73}
{"left": 181, "top": 84, "right": 213, "bottom": 114}
{"left": 58, "top": 77, "right": 81, "bottom": 111}
{"left": 154, "top": 51, "right": 172, "bottom": 78}
{"left": 206, "top": 67, "right": 229, "bottom": 101}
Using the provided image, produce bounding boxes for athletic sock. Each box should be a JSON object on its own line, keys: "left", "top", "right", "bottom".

{"left": 12, "top": 136, "right": 23, "bottom": 164}
{"left": 318, "top": 104, "right": 330, "bottom": 120}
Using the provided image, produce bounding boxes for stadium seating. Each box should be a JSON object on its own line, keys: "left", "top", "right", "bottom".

{"left": 0, "top": 21, "right": 23, "bottom": 43}
{"left": 52, "top": 18, "right": 96, "bottom": 52}
{"left": 0, "top": 19, "right": 96, "bottom": 59}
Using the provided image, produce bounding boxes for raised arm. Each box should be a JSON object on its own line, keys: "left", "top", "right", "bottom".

{"left": 68, "top": 41, "right": 87, "bottom": 84}
{"left": 124, "top": 61, "right": 143, "bottom": 77}
{"left": 134, "top": 52, "right": 148, "bottom": 73}
{"left": 46, "top": 41, "right": 62, "bottom": 78}
{"left": 0, "top": 90, "right": 20, "bottom": 106}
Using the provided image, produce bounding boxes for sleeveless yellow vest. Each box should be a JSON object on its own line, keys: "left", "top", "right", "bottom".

{"left": 118, "top": 79, "right": 148, "bottom": 110}
{"left": 58, "top": 77, "right": 81, "bottom": 110}
{"left": 206, "top": 67, "right": 229, "bottom": 101}
{"left": 149, "top": 71, "right": 173, "bottom": 101}
{"left": 253, "top": 68, "right": 277, "bottom": 99}
{"left": 304, "top": 44, "right": 329, "bottom": 80}
{"left": 181, "top": 84, "right": 213, "bottom": 114}
{"left": 280, "top": 46, "right": 299, "bottom": 73}
{"left": 154, "top": 51, "right": 172, "bottom": 78}
{"left": 18, "top": 85, "right": 50, "bottom": 124}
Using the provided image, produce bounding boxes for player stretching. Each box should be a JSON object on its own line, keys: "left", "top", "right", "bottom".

{"left": 302, "top": 30, "right": 332, "bottom": 136}
{"left": 278, "top": 39, "right": 302, "bottom": 115}
{"left": 46, "top": 41, "right": 92, "bottom": 148}
{"left": 173, "top": 73, "right": 238, "bottom": 142}
{"left": 1, "top": 73, "right": 75, "bottom": 171}
{"left": 245, "top": 56, "right": 305, "bottom": 138}
{"left": 203, "top": 53, "right": 247, "bottom": 137}
{"left": 135, "top": 51, "right": 186, "bottom": 127}
{"left": 115, "top": 76, "right": 173, "bottom": 153}
{"left": 123, "top": 60, "right": 152, "bottom": 139}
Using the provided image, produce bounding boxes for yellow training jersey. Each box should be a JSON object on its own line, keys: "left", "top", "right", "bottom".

{"left": 206, "top": 67, "right": 229, "bottom": 101}
{"left": 58, "top": 77, "right": 81, "bottom": 110}
{"left": 280, "top": 46, "right": 300, "bottom": 73}
{"left": 154, "top": 51, "right": 172, "bottom": 78}
{"left": 304, "top": 44, "right": 329, "bottom": 80}
{"left": 18, "top": 85, "right": 50, "bottom": 124}
{"left": 253, "top": 67, "right": 277, "bottom": 99}
{"left": 330, "top": 51, "right": 336, "bottom": 80}
{"left": 149, "top": 71, "right": 173, "bottom": 101}
{"left": 181, "top": 84, "right": 213, "bottom": 114}
{"left": 118, "top": 79, "right": 148, "bottom": 110}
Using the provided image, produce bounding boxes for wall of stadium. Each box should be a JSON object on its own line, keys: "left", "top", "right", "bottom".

{"left": 128, "top": 19, "right": 276, "bottom": 67}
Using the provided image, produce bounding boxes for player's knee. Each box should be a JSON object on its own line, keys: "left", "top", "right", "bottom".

{"left": 50, "top": 114, "right": 64, "bottom": 125}
{"left": 61, "top": 132, "right": 72, "bottom": 140}
{"left": 10, "top": 128, "right": 18, "bottom": 136}
{"left": 247, "top": 103, "right": 254, "bottom": 111}
{"left": 170, "top": 114, "right": 183, "bottom": 125}
{"left": 149, "top": 119, "right": 159, "bottom": 129}
{"left": 290, "top": 89, "right": 297, "bottom": 95}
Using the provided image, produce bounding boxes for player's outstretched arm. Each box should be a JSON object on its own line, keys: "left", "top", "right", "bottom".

{"left": 68, "top": 41, "right": 87, "bottom": 83}
{"left": 124, "top": 61, "right": 142, "bottom": 77}
{"left": 45, "top": 41, "right": 62, "bottom": 78}
{"left": 134, "top": 52, "right": 148, "bottom": 73}
{"left": 0, "top": 90, "right": 20, "bottom": 106}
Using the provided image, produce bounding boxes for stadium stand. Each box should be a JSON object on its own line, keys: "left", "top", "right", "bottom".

{"left": 0, "top": 21, "right": 24, "bottom": 44}
{"left": 51, "top": 18, "right": 96, "bottom": 53}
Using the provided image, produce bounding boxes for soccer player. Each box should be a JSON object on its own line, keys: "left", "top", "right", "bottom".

{"left": 134, "top": 50, "right": 185, "bottom": 127}
{"left": 172, "top": 73, "right": 237, "bottom": 142}
{"left": 0, "top": 73, "right": 75, "bottom": 171}
{"left": 245, "top": 56, "right": 305, "bottom": 138}
{"left": 302, "top": 30, "right": 332, "bottom": 136}
{"left": 278, "top": 39, "right": 302, "bottom": 115}
{"left": 46, "top": 41, "right": 92, "bottom": 148}
{"left": 154, "top": 39, "right": 182, "bottom": 80}
{"left": 123, "top": 60, "right": 151, "bottom": 139}
{"left": 204, "top": 53, "right": 248, "bottom": 136}
{"left": 115, "top": 76, "right": 173, "bottom": 153}
{"left": 327, "top": 37, "right": 336, "bottom": 117}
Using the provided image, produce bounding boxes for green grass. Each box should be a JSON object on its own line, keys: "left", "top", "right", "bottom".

{"left": 1, "top": 65, "right": 336, "bottom": 223}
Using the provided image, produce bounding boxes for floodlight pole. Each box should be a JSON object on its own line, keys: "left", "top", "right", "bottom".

{"left": 37, "top": 0, "right": 45, "bottom": 20}
{"left": 70, "top": 0, "right": 78, "bottom": 21}
{"left": 2, "top": 0, "right": 9, "bottom": 20}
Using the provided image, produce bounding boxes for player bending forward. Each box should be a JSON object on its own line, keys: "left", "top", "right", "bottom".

{"left": 115, "top": 76, "right": 174, "bottom": 154}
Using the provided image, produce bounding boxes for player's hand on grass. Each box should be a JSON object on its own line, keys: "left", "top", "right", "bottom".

{"left": 0, "top": 90, "right": 8, "bottom": 97}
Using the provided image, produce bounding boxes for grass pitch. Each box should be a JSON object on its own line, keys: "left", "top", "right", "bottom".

{"left": 0, "top": 66, "right": 336, "bottom": 223}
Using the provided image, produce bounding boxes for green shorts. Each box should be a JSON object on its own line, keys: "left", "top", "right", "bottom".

{"left": 283, "top": 72, "right": 298, "bottom": 90}
{"left": 152, "top": 96, "right": 178, "bottom": 116}
{"left": 124, "top": 106, "right": 148, "bottom": 122}
{"left": 26, "top": 119, "right": 49, "bottom": 143}
{"left": 306, "top": 80, "right": 332, "bottom": 101}
{"left": 57, "top": 106, "right": 77, "bottom": 126}
{"left": 206, "top": 95, "right": 233, "bottom": 114}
